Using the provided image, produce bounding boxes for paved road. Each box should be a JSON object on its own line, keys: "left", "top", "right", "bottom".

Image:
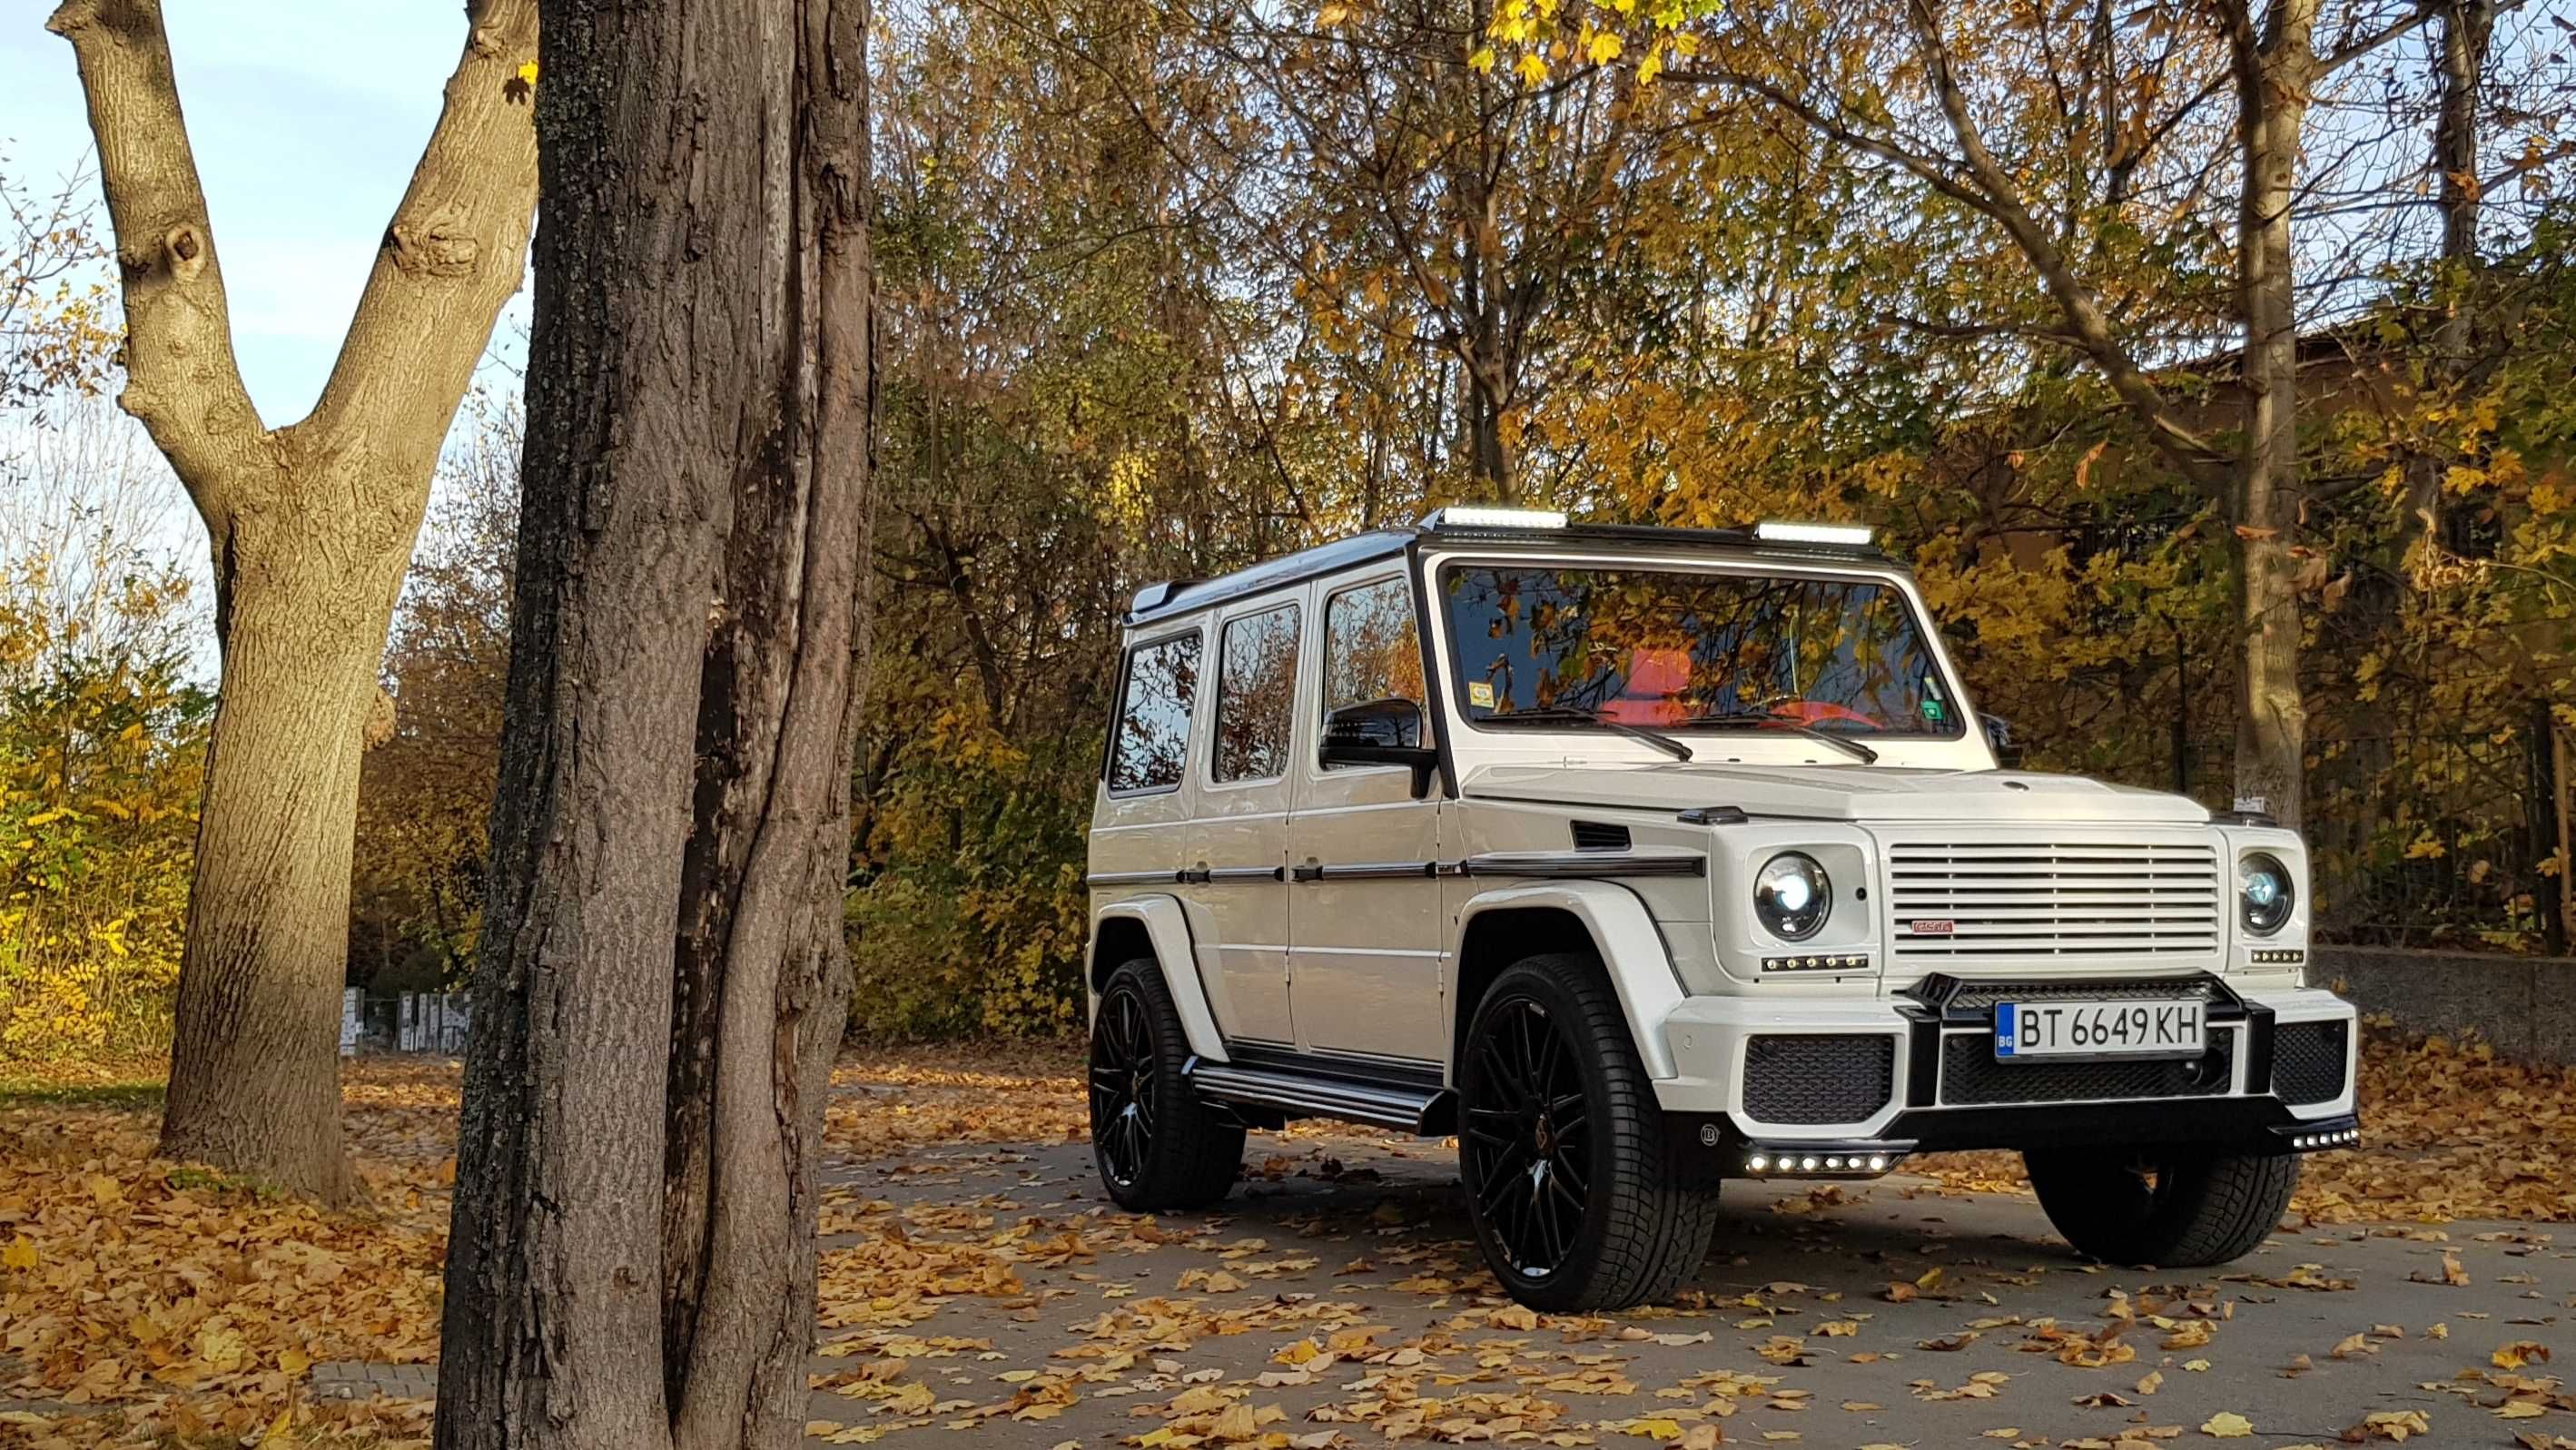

{"left": 807, "top": 1129, "right": 2573, "bottom": 1449}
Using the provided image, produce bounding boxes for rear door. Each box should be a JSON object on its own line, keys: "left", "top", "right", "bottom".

{"left": 1287, "top": 571, "right": 1447, "bottom": 1064}
{"left": 1181, "top": 598, "right": 1303, "bottom": 1045}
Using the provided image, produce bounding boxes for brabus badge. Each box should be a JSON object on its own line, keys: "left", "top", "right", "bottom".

{"left": 1910, "top": 920, "right": 1957, "bottom": 935}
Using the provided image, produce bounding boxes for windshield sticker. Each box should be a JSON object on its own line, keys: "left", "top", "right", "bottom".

{"left": 1466, "top": 681, "right": 1496, "bottom": 708}
{"left": 1920, "top": 699, "right": 1947, "bottom": 723}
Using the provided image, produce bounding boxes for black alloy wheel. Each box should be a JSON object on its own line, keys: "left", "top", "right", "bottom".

{"left": 1086, "top": 960, "right": 1244, "bottom": 1211}
{"left": 1456, "top": 955, "right": 1719, "bottom": 1310}
{"left": 1089, "top": 979, "right": 1158, "bottom": 1191}
{"left": 1462, "top": 994, "right": 1593, "bottom": 1278}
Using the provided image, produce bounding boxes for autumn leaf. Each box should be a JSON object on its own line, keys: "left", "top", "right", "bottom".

{"left": 2199, "top": 1411, "right": 2255, "bottom": 1437}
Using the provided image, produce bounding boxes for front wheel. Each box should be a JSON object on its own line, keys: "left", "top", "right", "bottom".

{"left": 1457, "top": 955, "right": 1719, "bottom": 1311}
{"left": 1089, "top": 961, "right": 1244, "bottom": 1211}
{"left": 2025, "top": 1147, "right": 2297, "bottom": 1267}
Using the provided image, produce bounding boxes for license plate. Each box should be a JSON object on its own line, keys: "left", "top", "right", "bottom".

{"left": 1995, "top": 1000, "right": 2205, "bottom": 1060}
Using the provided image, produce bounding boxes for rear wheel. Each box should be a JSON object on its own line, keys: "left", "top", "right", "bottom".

{"left": 2025, "top": 1147, "right": 2297, "bottom": 1267}
{"left": 1457, "top": 955, "right": 1719, "bottom": 1310}
{"left": 1089, "top": 960, "right": 1243, "bottom": 1211}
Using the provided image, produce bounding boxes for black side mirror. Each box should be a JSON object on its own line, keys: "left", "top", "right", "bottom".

{"left": 1980, "top": 712, "right": 2025, "bottom": 770}
{"left": 1320, "top": 698, "right": 1438, "bottom": 796}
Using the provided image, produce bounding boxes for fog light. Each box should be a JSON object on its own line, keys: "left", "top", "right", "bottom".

{"left": 1748, "top": 1154, "right": 1769, "bottom": 1172}
{"left": 1823, "top": 1156, "right": 1842, "bottom": 1169}
{"left": 1800, "top": 1156, "right": 1820, "bottom": 1171}
{"left": 1868, "top": 1155, "right": 1888, "bottom": 1172}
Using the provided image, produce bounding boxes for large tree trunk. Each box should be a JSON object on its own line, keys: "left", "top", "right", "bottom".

{"left": 160, "top": 522, "right": 404, "bottom": 1202}
{"left": 2229, "top": 0, "right": 2318, "bottom": 831}
{"left": 433, "top": 0, "right": 872, "bottom": 1446}
{"left": 50, "top": 0, "right": 540, "bottom": 1201}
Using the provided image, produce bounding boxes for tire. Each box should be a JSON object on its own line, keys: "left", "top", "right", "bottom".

{"left": 2025, "top": 1146, "right": 2298, "bottom": 1267}
{"left": 1088, "top": 960, "right": 1244, "bottom": 1211}
{"left": 1456, "top": 954, "right": 1720, "bottom": 1311}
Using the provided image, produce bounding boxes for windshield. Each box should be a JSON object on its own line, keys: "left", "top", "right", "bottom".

{"left": 1438, "top": 563, "right": 1961, "bottom": 739}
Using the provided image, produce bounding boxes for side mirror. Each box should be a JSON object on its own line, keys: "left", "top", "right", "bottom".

{"left": 1980, "top": 712, "right": 2025, "bottom": 770}
{"left": 1320, "top": 698, "right": 1438, "bottom": 796}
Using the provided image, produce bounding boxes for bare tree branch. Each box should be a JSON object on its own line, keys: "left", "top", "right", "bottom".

{"left": 44, "top": 0, "right": 269, "bottom": 520}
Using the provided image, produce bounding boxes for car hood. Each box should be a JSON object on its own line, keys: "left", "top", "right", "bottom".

{"left": 1460, "top": 762, "right": 2211, "bottom": 825}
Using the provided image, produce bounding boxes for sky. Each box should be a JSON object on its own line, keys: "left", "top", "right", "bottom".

{"left": 3, "top": 2, "right": 529, "bottom": 422}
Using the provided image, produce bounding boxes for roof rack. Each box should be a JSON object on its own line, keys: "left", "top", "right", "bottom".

{"left": 1121, "top": 512, "right": 1895, "bottom": 626}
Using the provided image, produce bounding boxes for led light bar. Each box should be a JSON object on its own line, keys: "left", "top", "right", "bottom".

{"left": 1754, "top": 520, "right": 1875, "bottom": 547}
{"left": 2291, "top": 1127, "right": 2361, "bottom": 1150}
{"left": 1424, "top": 505, "right": 1570, "bottom": 530}
{"left": 1740, "top": 1143, "right": 1907, "bottom": 1178}
{"left": 2249, "top": 948, "right": 2305, "bottom": 965}
{"left": 1762, "top": 952, "right": 1871, "bottom": 973}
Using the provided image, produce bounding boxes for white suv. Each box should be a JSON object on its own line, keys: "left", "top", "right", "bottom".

{"left": 1083, "top": 508, "right": 2359, "bottom": 1309}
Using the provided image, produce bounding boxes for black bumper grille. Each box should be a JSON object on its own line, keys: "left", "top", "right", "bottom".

{"left": 1939, "top": 1029, "right": 2235, "bottom": 1107}
{"left": 1935, "top": 977, "right": 2221, "bottom": 1014}
{"left": 2273, "top": 1021, "right": 2349, "bottom": 1105}
{"left": 1744, "top": 1034, "right": 1897, "bottom": 1124}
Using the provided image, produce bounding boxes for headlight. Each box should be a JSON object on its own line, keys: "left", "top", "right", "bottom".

{"left": 2240, "top": 853, "right": 2295, "bottom": 936}
{"left": 1755, "top": 853, "right": 1831, "bottom": 941}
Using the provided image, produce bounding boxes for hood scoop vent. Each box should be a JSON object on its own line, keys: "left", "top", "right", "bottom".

{"left": 1570, "top": 820, "right": 1632, "bottom": 852}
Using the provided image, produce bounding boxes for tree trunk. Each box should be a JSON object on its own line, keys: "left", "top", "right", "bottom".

{"left": 160, "top": 514, "right": 404, "bottom": 1202}
{"left": 433, "top": 0, "right": 872, "bottom": 1446}
{"left": 50, "top": 0, "right": 540, "bottom": 1201}
{"left": 2405, "top": 0, "right": 2495, "bottom": 537}
{"left": 2229, "top": 0, "right": 2318, "bottom": 831}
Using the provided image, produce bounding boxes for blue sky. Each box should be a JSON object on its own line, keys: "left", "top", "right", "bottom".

{"left": 3, "top": 2, "right": 528, "bottom": 425}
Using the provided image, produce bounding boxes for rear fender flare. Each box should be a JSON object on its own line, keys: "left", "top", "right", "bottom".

{"left": 1091, "top": 895, "right": 1229, "bottom": 1062}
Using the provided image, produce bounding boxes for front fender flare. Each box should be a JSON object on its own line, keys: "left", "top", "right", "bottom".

{"left": 1454, "top": 882, "right": 1688, "bottom": 1079}
{"left": 1091, "top": 894, "right": 1229, "bottom": 1062}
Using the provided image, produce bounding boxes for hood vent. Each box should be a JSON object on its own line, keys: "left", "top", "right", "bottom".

{"left": 1571, "top": 821, "right": 1632, "bottom": 852}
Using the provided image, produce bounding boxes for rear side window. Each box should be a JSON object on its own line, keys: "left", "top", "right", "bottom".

{"left": 1213, "top": 604, "right": 1300, "bottom": 783}
{"left": 1108, "top": 634, "right": 1200, "bottom": 794}
{"left": 1323, "top": 577, "right": 1425, "bottom": 718}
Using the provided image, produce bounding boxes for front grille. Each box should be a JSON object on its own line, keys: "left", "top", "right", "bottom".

{"left": 1930, "top": 977, "right": 2221, "bottom": 1014}
{"left": 1743, "top": 1034, "right": 1896, "bottom": 1124}
{"left": 1939, "top": 1029, "right": 2235, "bottom": 1107}
{"left": 1889, "top": 841, "right": 2222, "bottom": 959}
{"left": 2273, "top": 1021, "right": 2349, "bottom": 1104}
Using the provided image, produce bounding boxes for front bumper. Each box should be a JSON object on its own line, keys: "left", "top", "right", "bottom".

{"left": 1652, "top": 973, "right": 2359, "bottom": 1181}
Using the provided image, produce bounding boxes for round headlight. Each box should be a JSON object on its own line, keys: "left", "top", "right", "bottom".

{"left": 2240, "top": 853, "right": 2295, "bottom": 936}
{"left": 1755, "top": 853, "right": 1831, "bottom": 941}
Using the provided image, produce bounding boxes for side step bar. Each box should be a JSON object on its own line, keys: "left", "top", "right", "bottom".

{"left": 1187, "top": 1059, "right": 1453, "bottom": 1134}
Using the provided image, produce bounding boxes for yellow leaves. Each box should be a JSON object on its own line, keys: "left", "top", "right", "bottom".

{"left": 1585, "top": 30, "right": 1623, "bottom": 63}
{"left": 1514, "top": 52, "right": 1548, "bottom": 85}
{"left": 2349, "top": 1409, "right": 2432, "bottom": 1441}
{"left": 1467, "top": 45, "right": 1497, "bottom": 73}
{"left": 2492, "top": 1339, "right": 2551, "bottom": 1369}
{"left": 2, "top": 1233, "right": 36, "bottom": 1270}
{"left": 2198, "top": 1411, "right": 2255, "bottom": 1438}
{"left": 517, "top": 60, "right": 539, "bottom": 85}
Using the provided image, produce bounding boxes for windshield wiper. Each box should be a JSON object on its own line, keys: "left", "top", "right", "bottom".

{"left": 1676, "top": 713, "right": 1880, "bottom": 764}
{"left": 1483, "top": 706, "right": 1694, "bottom": 762}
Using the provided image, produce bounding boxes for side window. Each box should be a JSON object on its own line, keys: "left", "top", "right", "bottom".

{"left": 1213, "top": 604, "right": 1300, "bottom": 783}
{"left": 1108, "top": 634, "right": 1200, "bottom": 794}
{"left": 1322, "top": 577, "right": 1426, "bottom": 745}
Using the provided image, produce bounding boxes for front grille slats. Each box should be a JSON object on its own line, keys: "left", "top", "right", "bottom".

{"left": 1890, "top": 840, "right": 2221, "bottom": 960}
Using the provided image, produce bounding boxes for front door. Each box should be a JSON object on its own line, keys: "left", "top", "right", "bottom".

{"left": 1288, "top": 572, "right": 1446, "bottom": 1064}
